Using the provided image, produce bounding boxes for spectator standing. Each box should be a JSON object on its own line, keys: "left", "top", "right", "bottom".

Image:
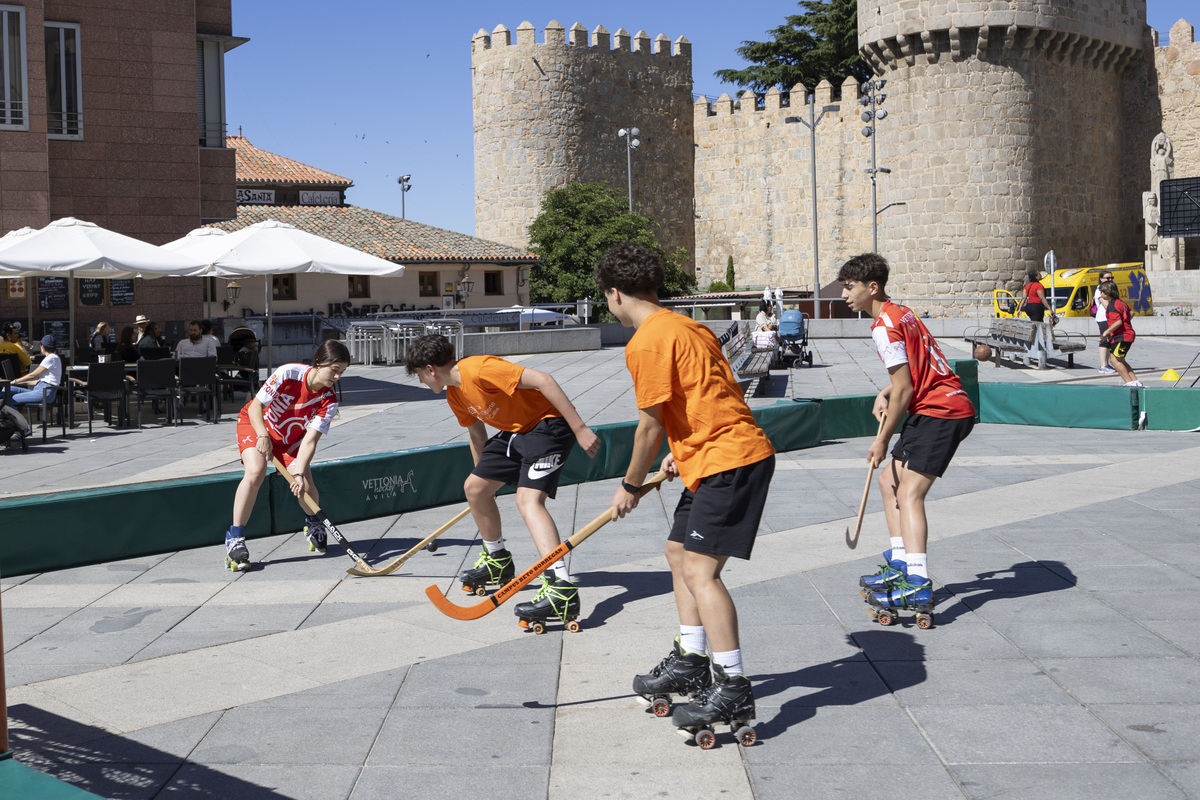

{"left": 1021, "top": 270, "right": 1050, "bottom": 323}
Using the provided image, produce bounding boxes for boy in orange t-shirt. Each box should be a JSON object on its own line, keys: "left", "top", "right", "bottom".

{"left": 595, "top": 242, "right": 775, "bottom": 735}
{"left": 404, "top": 334, "right": 600, "bottom": 624}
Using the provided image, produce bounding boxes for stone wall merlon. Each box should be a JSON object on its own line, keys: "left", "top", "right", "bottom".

{"left": 472, "top": 21, "right": 686, "bottom": 56}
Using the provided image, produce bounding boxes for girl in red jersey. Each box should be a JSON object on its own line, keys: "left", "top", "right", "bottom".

{"left": 1098, "top": 281, "right": 1142, "bottom": 387}
{"left": 223, "top": 340, "right": 350, "bottom": 571}
{"left": 839, "top": 253, "right": 975, "bottom": 625}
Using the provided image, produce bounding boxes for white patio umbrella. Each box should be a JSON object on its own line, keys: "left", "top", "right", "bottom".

{"left": 163, "top": 219, "right": 406, "bottom": 369}
{"left": 0, "top": 217, "right": 209, "bottom": 354}
{"left": 508, "top": 305, "right": 567, "bottom": 325}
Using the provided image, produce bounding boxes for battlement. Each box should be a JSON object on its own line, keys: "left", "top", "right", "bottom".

{"left": 472, "top": 20, "right": 690, "bottom": 58}
{"left": 694, "top": 77, "right": 860, "bottom": 118}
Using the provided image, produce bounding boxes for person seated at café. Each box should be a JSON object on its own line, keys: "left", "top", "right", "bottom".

{"left": 200, "top": 319, "right": 221, "bottom": 348}
{"left": 137, "top": 321, "right": 165, "bottom": 353}
{"left": 9, "top": 335, "right": 63, "bottom": 406}
{"left": 1, "top": 323, "right": 32, "bottom": 374}
{"left": 116, "top": 327, "right": 140, "bottom": 362}
{"left": 90, "top": 321, "right": 111, "bottom": 353}
{"left": 133, "top": 314, "right": 150, "bottom": 343}
{"left": 175, "top": 320, "right": 217, "bottom": 360}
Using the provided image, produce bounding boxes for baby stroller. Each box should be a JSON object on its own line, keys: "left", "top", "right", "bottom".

{"left": 778, "top": 310, "right": 812, "bottom": 367}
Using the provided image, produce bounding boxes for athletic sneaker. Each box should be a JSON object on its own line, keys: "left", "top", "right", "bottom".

{"left": 225, "top": 533, "right": 250, "bottom": 572}
{"left": 1125, "top": 380, "right": 1144, "bottom": 387}
{"left": 1098, "top": 366, "right": 1115, "bottom": 374}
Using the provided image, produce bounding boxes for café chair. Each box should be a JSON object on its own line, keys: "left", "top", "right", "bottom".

{"left": 177, "top": 356, "right": 219, "bottom": 424}
{"left": 71, "top": 361, "right": 129, "bottom": 434}
{"left": 130, "top": 359, "right": 178, "bottom": 428}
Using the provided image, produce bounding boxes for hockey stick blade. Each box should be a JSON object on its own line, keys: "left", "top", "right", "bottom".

{"left": 426, "top": 470, "right": 669, "bottom": 621}
{"left": 346, "top": 506, "right": 471, "bottom": 577}
{"left": 271, "top": 456, "right": 381, "bottom": 574}
{"left": 845, "top": 413, "right": 886, "bottom": 550}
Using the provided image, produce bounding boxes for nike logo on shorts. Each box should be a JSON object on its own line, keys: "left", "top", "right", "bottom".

{"left": 690, "top": 531, "right": 704, "bottom": 540}
{"left": 527, "top": 454, "right": 564, "bottom": 480}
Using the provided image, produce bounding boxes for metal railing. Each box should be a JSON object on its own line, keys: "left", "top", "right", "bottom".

{"left": 345, "top": 319, "right": 464, "bottom": 366}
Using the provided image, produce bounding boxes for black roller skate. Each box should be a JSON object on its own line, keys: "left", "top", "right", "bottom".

{"left": 672, "top": 664, "right": 756, "bottom": 749}
{"left": 859, "top": 549, "right": 906, "bottom": 598}
{"left": 633, "top": 638, "right": 713, "bottom": 717}
{"left": 514, "top": 576, "right": 580, "bottom": 634}
{"left": 225, "top": 533, "right": 250, "bottom": 572}
{"left": 459, "top": 548, "right": 515, "bottom": 596}
{"left": 867, "top": 575, "right": 935, "bottom": 629}
{"left": 304, "top": 516, "right": 327, "bottom": 554}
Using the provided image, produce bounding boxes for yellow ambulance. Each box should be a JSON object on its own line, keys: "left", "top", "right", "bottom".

{"left": 992, "top": 262, "right": 1153, "bottom": 319}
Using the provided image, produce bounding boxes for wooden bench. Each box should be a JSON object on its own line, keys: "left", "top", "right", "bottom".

{"left": 721, "top": 324, "right": 772, "bottom": 397}
{"left": 967, "top": 318, "right": 1086, "bottom": 370}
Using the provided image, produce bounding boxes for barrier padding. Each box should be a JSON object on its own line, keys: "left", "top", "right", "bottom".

{"left": 0, "top": 754, "right": 104, "bottom": 799}
{"left": 1142, "top": 387, "right": 1200, "bottom": 431}
{"left": 2, "top": 403, "right": 822, "bottom": 577}
{"left": 980, "top": 383, "right": 1139, "bottom": 429}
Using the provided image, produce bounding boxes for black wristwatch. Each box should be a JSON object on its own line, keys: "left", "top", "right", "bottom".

{"left": 621, "top": 480, "right": 641, "bottom": 495}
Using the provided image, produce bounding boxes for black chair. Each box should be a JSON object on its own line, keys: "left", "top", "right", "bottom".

{"left": 72, "top": 362, "right": 128, "bottom": 434}
{"left": 74, "top": 346, "right": 100, "bottom": 365}
{"left": 130, "top": 359, "right": 177, "bottom": 428}
{"left": 17, "top": 379, "right": 70, "bottom": 441}
{"left": 138, "top": 347, "right": 171, "bottom": 361}
{"left": 177, "top": 356, "right": 218, "bottom": 423}
{"left": 218, "top": 347, "right": 260, "bottom": 402}
{"left": 216, "top": 345, "right": 238, "bottom": 365}
{"left": 0, "top": 352, "right": 22, "bottom": 380}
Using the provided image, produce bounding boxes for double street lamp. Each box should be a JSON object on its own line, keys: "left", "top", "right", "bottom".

{"left": 397, "top": 174, "right": 412, "bottom": 219}
{"left": 859, "top": 80, "right": 890, "bottom": 252}
{"left": 617, "top": 127, "right": 640, "bottom": 212}
{"left": 785, "top": 96, "right": 840, "bottom": 320}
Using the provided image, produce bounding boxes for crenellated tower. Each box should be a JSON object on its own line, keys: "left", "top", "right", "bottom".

{"left": 859, "top": 1, "right": 1145, "bottom": 297}
{"left": 472, "top": 21, "right": 694, "bottom": 261}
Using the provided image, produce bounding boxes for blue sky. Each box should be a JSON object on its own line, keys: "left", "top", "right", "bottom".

{"left": 225, "top": 1, "right": 1196, "bottom": 239}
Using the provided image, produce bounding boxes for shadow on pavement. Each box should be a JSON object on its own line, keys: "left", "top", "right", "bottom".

{"left": 937, "top": 559, "right": 1077, "bottom": 624}
{"left": 7, "top": 704, "right": 290, "bottom": 799}
{"left": 579, "top": 567, "right": 674, "bottom": 628}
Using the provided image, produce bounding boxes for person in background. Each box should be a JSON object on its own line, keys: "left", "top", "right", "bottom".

{"left": 10, "top": 336, "right": 63, "bottom": 407}
{"left": 1093, "top": 269, "right": 1114, "bottom": 375}
{"left": 200, "top": 319, "right": 221, "bottom": 347}
{"left": 90, "top": 321, "right": 111, "bottom": 353}
{"left": 175, "top": 320, "right": 217, "bottom": 360}
{"left": 133, "top": 314, "right": 150, "bottom": 343}
{"left": 137, "top": 322, "right": 164, "bottom": 352}
{"left": 1, "top": 323, "right": 32, "bottom": 374}
{"left": 754, "top": 300, "right": 775, "bottom": 332}
{"left": 117, "top": 327, "right": 140, "bottom": 362}
{"left": 1021, "top": 270, "right": 1051, "bottom": 323}
{"left": 1099, "top": 280, "right": 1142, "bottom": 388}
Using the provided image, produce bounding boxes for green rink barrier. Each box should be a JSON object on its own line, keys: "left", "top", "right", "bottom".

{"left": 1142, "top": 387, "right": 1200, "bottom": 431}
{"left": 979, "top": 383, "right": 1140, "bottom": 429}
{"left": 1, "top": 402, "right": 822, "bottom": 577}
{"left": 0, "top": 753, "right": 104, "bottom": 799}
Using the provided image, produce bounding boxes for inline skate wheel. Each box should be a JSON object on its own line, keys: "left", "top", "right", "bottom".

{"left": 695, "top": 729, "right": 716, "bottom": 750}
{"left": 917, "top": 613, "right": 934, "bottom": 630}
{"left": 736, "top": 726, "right": 756, "bottom": 746}
{"left": 566, "top": 620, "right": 581, "bottom": 633}
{"left": 876, "top": 609, "right": 896, "bottom": 626}
{"left": 651, "top": 698, "right": 671, "bottom": 717}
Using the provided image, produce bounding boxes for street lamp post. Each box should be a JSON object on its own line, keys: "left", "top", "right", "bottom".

{"left": 397, "top": 175, "right": 412, "bottom": 219}
{"left": 785, "top": 96, "right": 840, "bottom": 320}
{"left": 456, "top": 273, "right": 474, "bottom": 308}
{"left": 617, "top": 128, "right": 640, "bottom": 212}
{"left": 858, "top": 80, "right": 890, "bottom": 253}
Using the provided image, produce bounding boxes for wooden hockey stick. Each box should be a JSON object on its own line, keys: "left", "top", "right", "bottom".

{"left": 845, "top": 413, "right": 886, "bottom": 550}
{"left": 345, "top": 507, "right": 471, "bottom": 577}
{"left": 271, "top": 456, "right": 381, "bottom": 575}
{"left": 426, "top": 471, "right": 669, "bottom": 621}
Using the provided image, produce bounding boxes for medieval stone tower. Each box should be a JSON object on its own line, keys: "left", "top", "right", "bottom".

{"left": 858, "top": 1, "right": 1144, "bottom": 297}
{"left": 471, "top": 21, "right": 695, "bottom": 261}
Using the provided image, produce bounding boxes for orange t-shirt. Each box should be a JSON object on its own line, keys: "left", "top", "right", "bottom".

{"left": 626, "top": 309, "right": 775, "bottom": 491}
{"left": 446, "top": 355, "right": 560, "bottom": 433}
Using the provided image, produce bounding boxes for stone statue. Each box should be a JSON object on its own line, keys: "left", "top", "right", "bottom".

{"left": 1146, "top": 133, "right": 1178, "bottom": 270}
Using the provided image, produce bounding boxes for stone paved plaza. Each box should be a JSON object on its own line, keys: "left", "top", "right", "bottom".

{"left": 3, "top": 335, "right": 1200, "bottom": 799}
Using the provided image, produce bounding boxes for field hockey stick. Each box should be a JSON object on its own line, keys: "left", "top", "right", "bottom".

{"left": 345, "top": 507, "right": 472, "bottom": 578}
{"left": 271, "top": 456, "right": 381, "bottom": 575}
{"left": 426, "top": 470, "right": 668, "bottom": 621}
{"left": 845, "top": 413, "right": 886, "bottom": 550}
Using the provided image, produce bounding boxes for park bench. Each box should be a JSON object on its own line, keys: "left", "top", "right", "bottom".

{"left": 966, "top": 318, "right": 1086, "bottom": 370}
{"left": 720, "top": 323, "right": 772, "bottom": 397}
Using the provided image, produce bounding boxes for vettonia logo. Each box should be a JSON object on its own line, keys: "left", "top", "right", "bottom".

{"left": 363, "top": 470, "right": 416, "bottom": 501}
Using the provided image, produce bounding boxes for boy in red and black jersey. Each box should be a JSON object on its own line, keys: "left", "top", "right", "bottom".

{"left": 839, "top": 253, "right": 975, "bottom": 616}
{"left": 1098, "top": 281, "right": 1142, "bottom": 387}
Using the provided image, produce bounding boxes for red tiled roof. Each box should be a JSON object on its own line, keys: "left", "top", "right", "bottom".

{"left": 211, "top": 205, "right": 539, "bottom": 264}
{"left": 228, "top": 136, "right": 353, "bottom": 187}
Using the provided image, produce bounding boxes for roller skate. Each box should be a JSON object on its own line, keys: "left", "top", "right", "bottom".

{"left": 859, "top": 549, "right": 906, "bottom": 598}
{"left": 672, "top": 664, "right": 756, "bottom": 749}
{"left": 304, "top": 516, "right": 327, "bottom": 554}
{"left": 224, "top": 533, "right": 250, "bottom": 572}
{"left": 458, "top": 547, "right": 515, "bottom": 596}
{"left": 867, "top": 575, "right": 935, "bottom": 629}
{"left": 514, "top": 576, "right": 581, "bottom": 634}
{"left": 632, "top": 637, "right": 713, "bottom": 717}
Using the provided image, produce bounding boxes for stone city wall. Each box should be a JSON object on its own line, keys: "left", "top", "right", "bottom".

{"left": 472, "top": 21, "right": 694, "bottom": 263}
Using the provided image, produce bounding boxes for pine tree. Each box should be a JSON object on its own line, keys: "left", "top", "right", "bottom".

{"left": 726, "top": 255, "right": 735, "bottom": 291}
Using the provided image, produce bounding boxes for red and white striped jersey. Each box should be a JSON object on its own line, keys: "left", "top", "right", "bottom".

{"left": 239, "top": 363, "right": 339, "bottom": 448}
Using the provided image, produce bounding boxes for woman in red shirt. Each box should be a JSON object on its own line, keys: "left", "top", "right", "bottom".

{"left": 1022, "top": 270, "right": 1050, "bottom": 322}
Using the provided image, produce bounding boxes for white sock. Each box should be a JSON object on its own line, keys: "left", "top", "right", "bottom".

{"left": 889, "top": 536, "right": 906, "bottom": 559}
{"left": 550, "top": 561, "right": 571, "bottom": 581}
{"left": 712, "top": 649, "right": 744, "bottom": 677}
{"left": 679, "top": 625, "right": 707, "bottom": 655}
{"left": 483, "top": 537, "right": 506, "bottom": 554}
{"left": 906, "top": 552, "right": 929, "bottom": 580}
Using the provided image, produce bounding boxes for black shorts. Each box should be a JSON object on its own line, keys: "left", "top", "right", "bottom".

{"left": 473, "top": 417, "right": 575, "bottom": 498}
{"left": 1108, "top": 339, "right": 1133, "bottom": 358}
{"left": 1096, "top": 321, "right": 1108, "bottom": 336}
{"left": 890, "top": 414, "right": 974, "bottom": 478}
{"left": 667, "top": 455, "right": 775, "bottom": 561}
{"left": 1026, "top": 304, "right": 1045, "bottom": 322}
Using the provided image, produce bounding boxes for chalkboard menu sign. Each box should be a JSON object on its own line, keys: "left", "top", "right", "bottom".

{"left": 79, "top": 278, "right": 105, "bottom": 306}
{"left": 110, "top": 279, "right": 135, "bottom": 306}
{"left": 41, "top": 319, "right": 71, "bottom": 347}
{"left": 37, "top": 277, "right": 69, "bottom": 312}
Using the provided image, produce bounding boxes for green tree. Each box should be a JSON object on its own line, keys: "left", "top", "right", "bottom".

{"left": 526, "top": 182, "right": 695, "bottom": 305}
{"left": 726, "top": 255, "right": 735, "bottom": 290}
{"left": 714, "top": 0, "right": 869, "bottom": 94}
